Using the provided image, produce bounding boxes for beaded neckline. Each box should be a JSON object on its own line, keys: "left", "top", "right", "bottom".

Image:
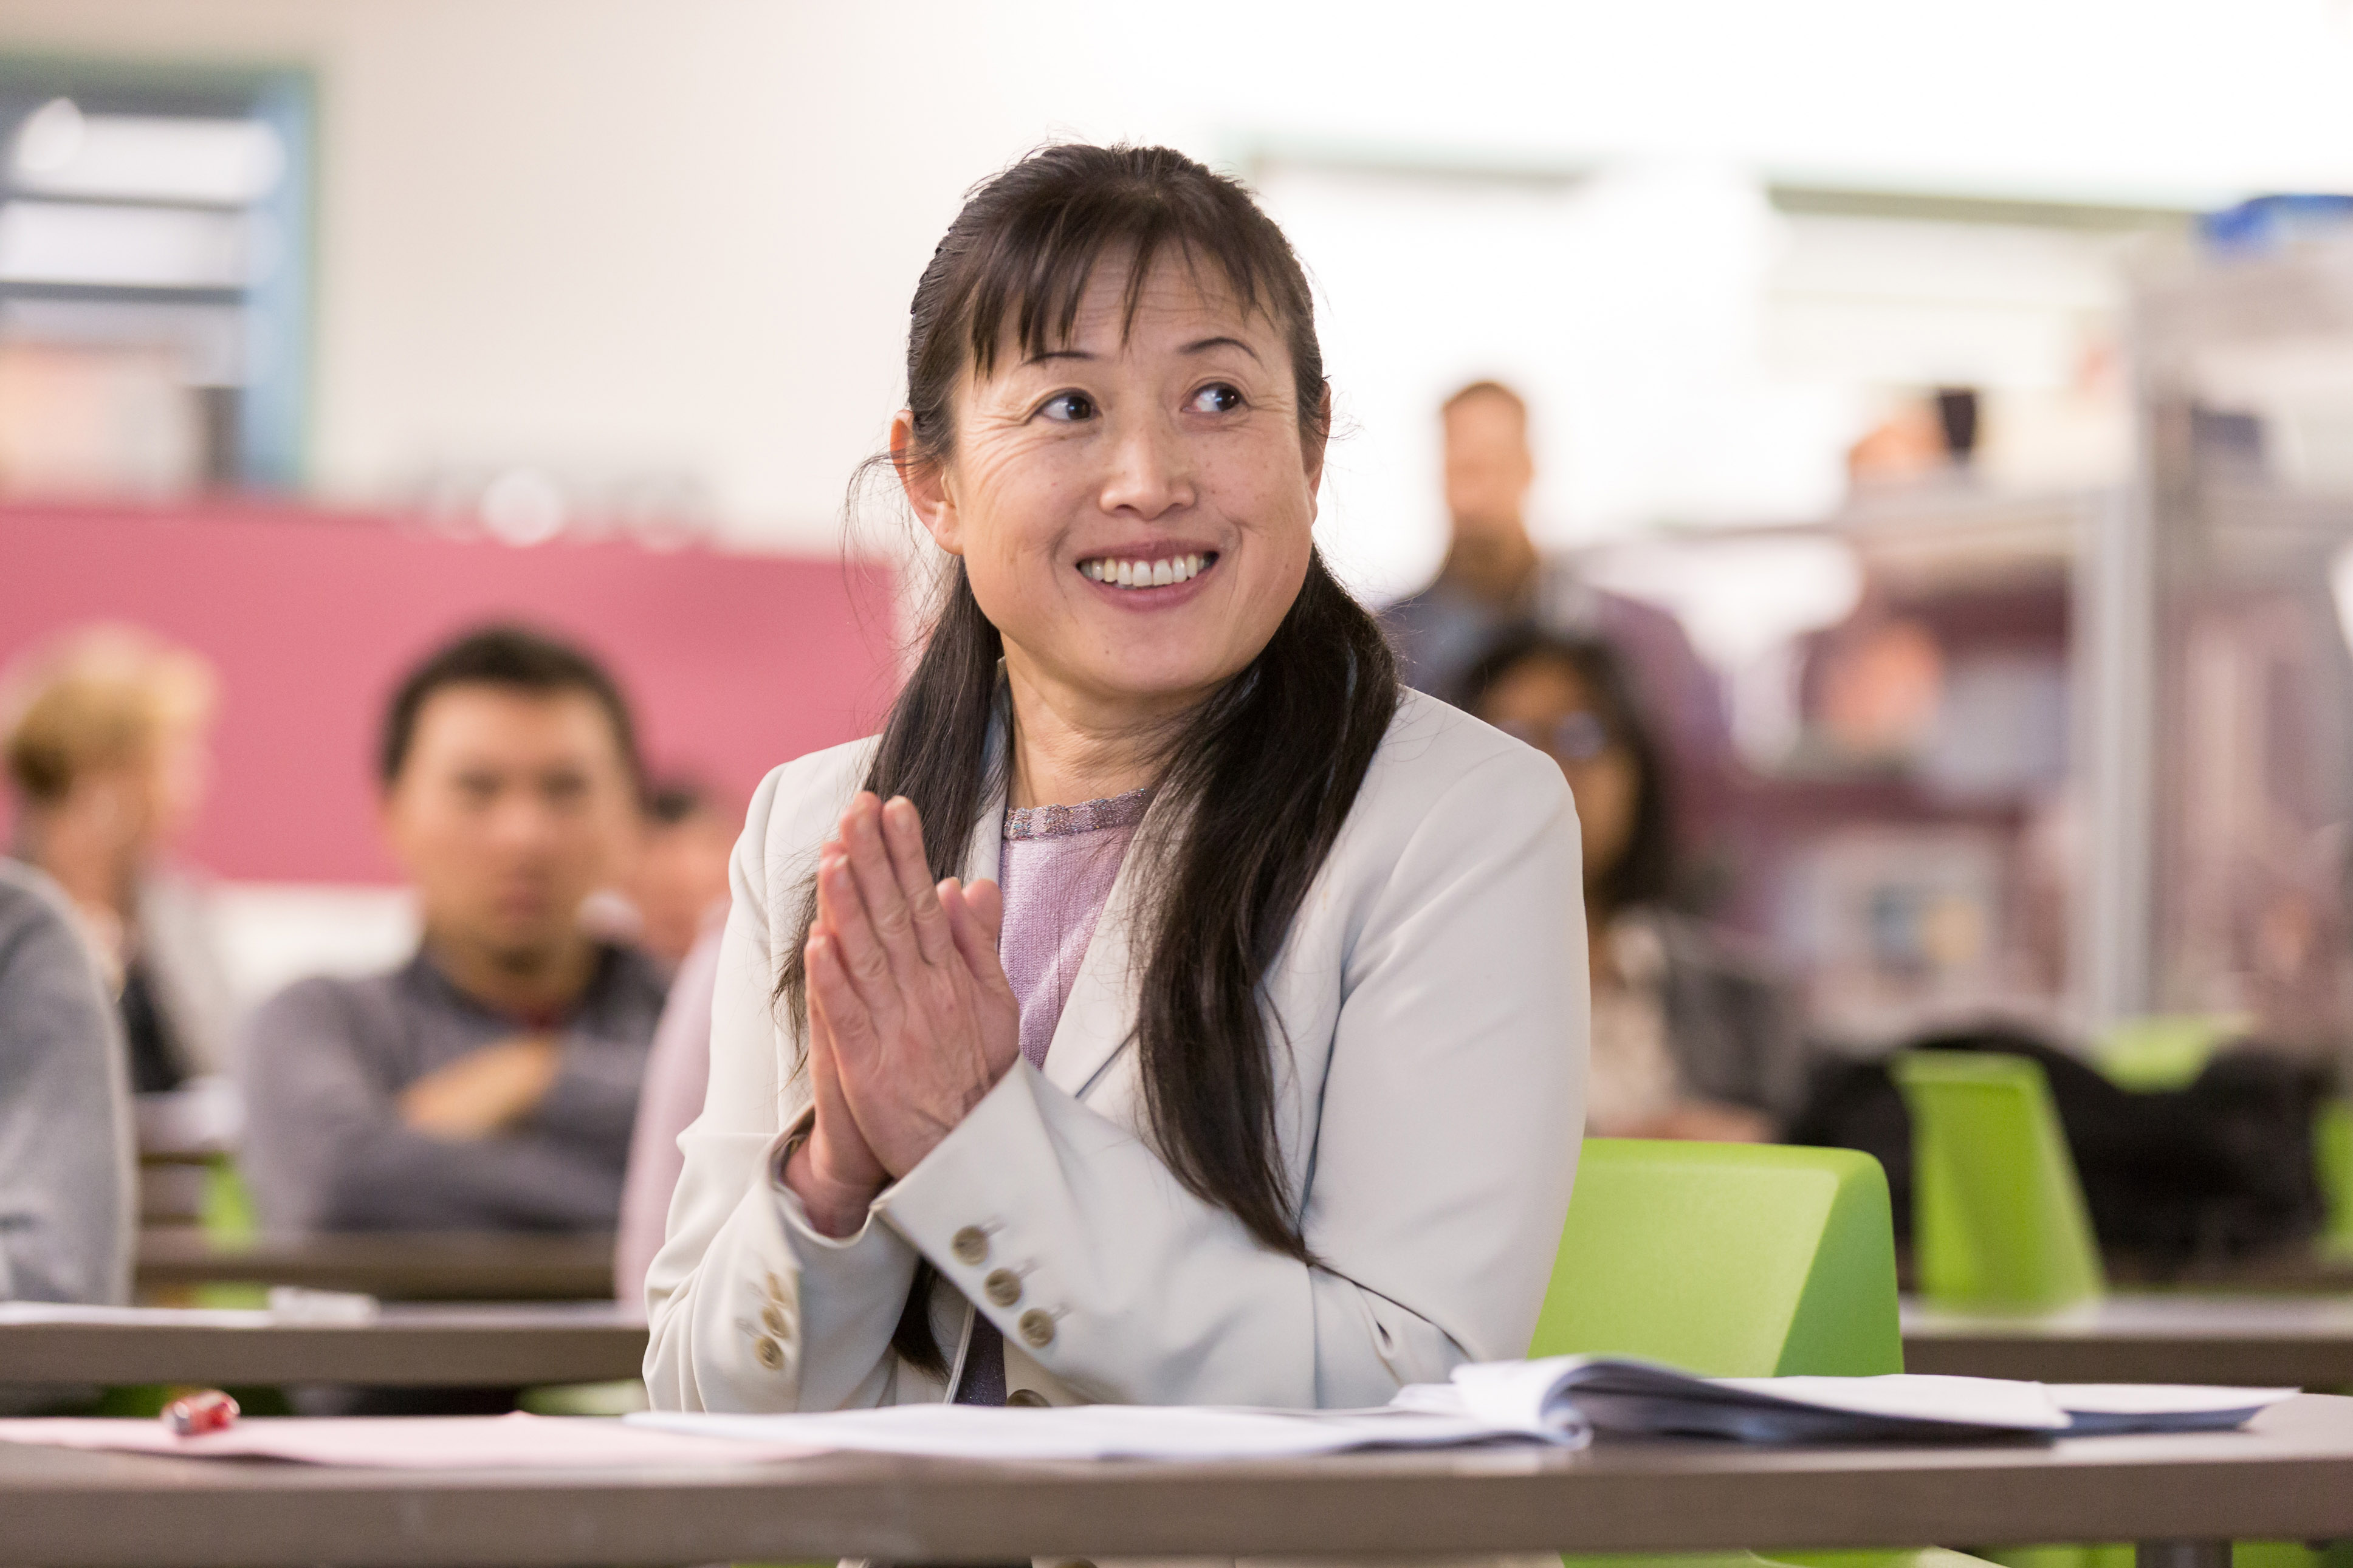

{"left": 1003, "top": 787, "right": 1152, "bottom": 841}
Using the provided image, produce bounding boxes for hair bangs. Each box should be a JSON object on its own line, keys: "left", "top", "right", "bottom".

{"left": 958, "top": 179, "right": 1288, "bottom": 379}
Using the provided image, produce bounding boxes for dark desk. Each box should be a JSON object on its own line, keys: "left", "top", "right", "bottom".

{"left": 137, "top": 1230, "right": 616, "bottom": 1302}
{"left": 0, "top": 1304, "right": 647, "bottom": 1388}
{"left": 8, "top": 1392, "right": 2353, "bottom": 1567}
{"left": 1903, "top": 1295, "right": 2353, "bottom": 1386}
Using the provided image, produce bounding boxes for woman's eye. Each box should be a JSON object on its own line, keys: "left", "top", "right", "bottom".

{"left": 1040, "top": 392, "right": 1096, "bottom": 422}
{"left": 1187, "top": 383, "right": 1244, "bottom": 415}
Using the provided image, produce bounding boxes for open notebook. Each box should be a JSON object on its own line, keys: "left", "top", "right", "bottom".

{"left": 629, "top": 1355, "right": 2295, "bottom": 1462}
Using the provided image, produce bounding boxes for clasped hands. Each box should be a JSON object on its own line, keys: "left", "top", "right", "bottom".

{"left": 786, "top": 793, "right": 1021, "bottom": 1237}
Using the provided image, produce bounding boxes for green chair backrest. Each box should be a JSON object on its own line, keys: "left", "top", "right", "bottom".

{"left": 2090, "top": 1013, "right": 2244, "bottom": 1091}
{"left": 1892, "top": 1052, "right": 2104, "bottom": 1313}
{"left": 2315, "top": 1100, "right": 2353, "bottom": 1256}
{"left": 1531, "top": 1139, "right": 1903, "bottom": 1377}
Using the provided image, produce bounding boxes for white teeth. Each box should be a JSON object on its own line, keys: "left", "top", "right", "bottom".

{"left": 1082, "top": 553, "right": 1212, "bottom": 588}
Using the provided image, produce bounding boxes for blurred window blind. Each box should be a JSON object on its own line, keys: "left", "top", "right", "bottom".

{"left": 0, "top": 64, "right": 312, "bottom": 496}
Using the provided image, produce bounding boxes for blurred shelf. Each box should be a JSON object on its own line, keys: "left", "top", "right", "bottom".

{"left": 0, "top": 1302, "right": 644, "bottom": 1388}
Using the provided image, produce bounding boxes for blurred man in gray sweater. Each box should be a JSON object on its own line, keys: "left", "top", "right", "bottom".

{"left": 239, "top": 626, "right": 665, "bottom": 1234}
{"left": 0, "top": 859, "right": 133, "bottom": 1304}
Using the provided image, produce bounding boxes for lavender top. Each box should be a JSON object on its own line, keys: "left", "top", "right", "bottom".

{"left": 995, "top": 787, "right": 1151, "bottom": 1072}
{"left": 955, "top": 786, "right": 1149, "bottom": 1405}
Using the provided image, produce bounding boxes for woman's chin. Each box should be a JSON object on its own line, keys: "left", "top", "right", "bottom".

{"left": 1068, "top": 652, "right": 1251, "bottom": 709}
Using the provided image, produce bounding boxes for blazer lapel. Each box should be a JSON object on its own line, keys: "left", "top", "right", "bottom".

{"left": 1039, "top": 789, "right": 1181, "bottom": 1102}
{"left": 961, "top": 705, "right": 1008, "bottom": 890}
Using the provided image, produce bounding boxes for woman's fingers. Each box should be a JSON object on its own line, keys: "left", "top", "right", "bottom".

{"left": 806, "top": 928, "right": 883, "bottom": 1067}
{"left": 816, "top": 846, "right": 899, "bottom": 1018}
{"left": 838, "top": 794, "right": 927, "bottom": 974}
{"left": 943, "top": 877, "right": 1020, "bottom": 1022}
{"left": 800, "top": 939, "right": 888, "bottom": 1192}
{"left": 880, "top": 796, "right": 956, "bottom": 966}
{"left": 959, "top": 875, "right": 1005, "bottom": 947}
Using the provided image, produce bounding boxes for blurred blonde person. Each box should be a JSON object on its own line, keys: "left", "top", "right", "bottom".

{"left": 2, "top": 626, "right": 235, "bottom": 1094}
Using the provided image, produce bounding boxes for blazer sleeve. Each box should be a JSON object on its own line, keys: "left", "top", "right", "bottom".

{"left": 877, "top": 744, "right": 1587, "bottom": 1408}
{"left": 642, "top": 759, "right": 926, "bottom": 1413}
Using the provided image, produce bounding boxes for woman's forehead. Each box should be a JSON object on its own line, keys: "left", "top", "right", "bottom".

{"left": 986, "top": 248, "right": 1271, "bottom": 366}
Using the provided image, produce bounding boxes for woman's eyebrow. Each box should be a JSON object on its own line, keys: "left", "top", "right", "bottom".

{"left": 1020, "top": 348, "right": 1095, "bottom": 366}
{"left": 1183, "top": 335, "right": 1260, "bottom": 360}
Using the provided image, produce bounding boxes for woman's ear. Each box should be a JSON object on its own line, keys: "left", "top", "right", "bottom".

{"left": 891, "top": 412, "right": 962, "bottom": 556}
{"left": 1301, "top": 382, "right": 1333, "bottom": 515}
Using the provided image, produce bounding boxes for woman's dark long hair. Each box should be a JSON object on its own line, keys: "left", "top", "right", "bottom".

{"left": 776, "top": 145, "right": 1398, "bottom": 1377}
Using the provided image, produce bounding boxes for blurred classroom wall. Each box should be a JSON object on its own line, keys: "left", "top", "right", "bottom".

{"left": 0, "top": 502, "right": 896, "bottom": 1004}
{"left": 8, "top": 0, "right": 2353, "bottom": 1044}
{"left": 0, "top": 0, "right": 2350, "bottom": 566}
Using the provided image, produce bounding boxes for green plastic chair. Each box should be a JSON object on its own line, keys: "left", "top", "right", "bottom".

{"left": 1891, "top": 1060, "right": 2315, "bottom": 1568}
{"left": 1538, "top": 1139, "right": 1984, "bottom": 1568}
{"left": 2090, "top": 1013, "right": 2244, "bottom": 1092}
{"left": 1892, "top": 1052, "right": 2104, "bottom": 1313}
{"left": 2315, "top": 1100, "right": 2353, "bottom": 1258}
{"left": 1532, "top": 1140, "right": 1903, "bottom": 1375}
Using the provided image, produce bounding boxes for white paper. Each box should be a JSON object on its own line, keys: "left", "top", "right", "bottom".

{"left": 0, "top": 1412, "right": 819, "bottom": 1468}
{"left": 1714, "top": 1374, "right": 2070, "bottom": 1431}
{"left": 631, "top": 1402, "right": 1551, "bottom": 1461}
{"left": 2048, "top": 1383, "right": 2298, "bottom": 1433}
{"left": 2052, "top": 1383, "right": 2300, "bottom": 1414}
{"left": 1369, "top": 1357, "right": 2287, "bottom": 1448}
{"left": 0, "top": 1357, "right": 2295, "bottom": 1471}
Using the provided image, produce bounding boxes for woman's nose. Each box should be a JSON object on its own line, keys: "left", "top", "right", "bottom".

{"left": 1097, "top": 409, "right": 1195, "bottom": 519}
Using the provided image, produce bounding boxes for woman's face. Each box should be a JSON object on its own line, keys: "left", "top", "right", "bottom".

{"left": 1477, "top": 655, "right": 1641, "bottom": 895}
{"left": 899, "top": 252, "right": 1322, "bottom": 724}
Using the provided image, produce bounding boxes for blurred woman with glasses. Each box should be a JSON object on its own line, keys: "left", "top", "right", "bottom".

{"left": 1464, "top": 627, "right": 1799, "bottom": 1142}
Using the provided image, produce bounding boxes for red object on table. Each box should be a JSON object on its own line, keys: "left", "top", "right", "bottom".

{"left": 162, "top": 1390, "right": 239, "bottom": 1436}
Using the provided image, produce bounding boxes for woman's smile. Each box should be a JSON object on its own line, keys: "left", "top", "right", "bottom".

{"left": 1076, "top": 548, "right": 1220, "bottom": 601}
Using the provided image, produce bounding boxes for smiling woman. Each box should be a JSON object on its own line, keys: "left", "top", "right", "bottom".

{"left": 644, "top": 146, "right": 1588, "bottom": 1458}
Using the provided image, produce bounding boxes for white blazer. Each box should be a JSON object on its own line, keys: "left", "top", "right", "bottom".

{"left": 643, "top": 687, "right": 1589, "bottom": 1414}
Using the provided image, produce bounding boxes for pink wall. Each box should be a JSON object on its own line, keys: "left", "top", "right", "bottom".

{"left": 0, "top": 502, "right": 898, "bottom": 884}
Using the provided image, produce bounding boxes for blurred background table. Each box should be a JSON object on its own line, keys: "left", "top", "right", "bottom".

{"left": 0, "top": 1303, "right": 645, "bottom": 1389}
{"left": 135, "top": 1230, "right": 617, "bottom": 1303}
{"left": 1903, "top": 1294, "right": 2353, "bottom": 1385}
